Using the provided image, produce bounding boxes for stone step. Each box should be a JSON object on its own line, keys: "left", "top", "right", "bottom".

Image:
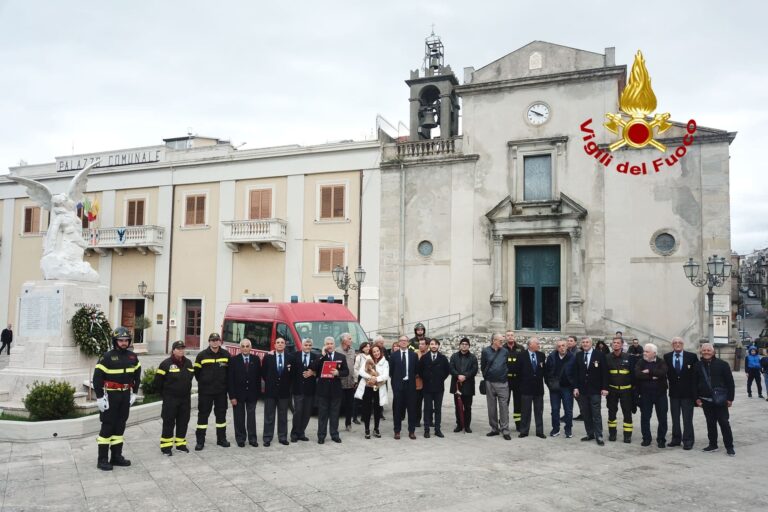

{"left": 0, "top": 389, "right": 8, "bottom": 401}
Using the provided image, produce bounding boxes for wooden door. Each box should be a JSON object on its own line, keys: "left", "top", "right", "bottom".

{"left": 184, "top": 299, "right": 202, "bottom": 348}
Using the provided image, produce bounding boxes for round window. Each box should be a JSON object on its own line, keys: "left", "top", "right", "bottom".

{"left": 417, "top": 240, "right": 434, "bottom": 257}
{"left": 653, "top": 233, "right": 676, "bottom": 255}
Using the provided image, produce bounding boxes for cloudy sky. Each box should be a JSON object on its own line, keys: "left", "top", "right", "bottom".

{"left": 0, "top": 0, "right": 765, "bottom": 253}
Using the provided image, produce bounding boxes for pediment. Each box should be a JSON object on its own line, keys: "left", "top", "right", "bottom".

{"left": 486, "top": 193, "right": 587, "bottom": 222}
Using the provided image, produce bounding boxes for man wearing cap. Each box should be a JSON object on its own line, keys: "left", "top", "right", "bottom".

{"left": 92, "top": 326, "right": 141, "bottom": 471}
{"left": 194, "top": 332, "right": 231, "bottom": 450}
{"left": 155, "top": 341, "right": 195, "bottom": 455}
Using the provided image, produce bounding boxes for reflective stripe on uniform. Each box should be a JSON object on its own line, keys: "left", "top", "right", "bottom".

{"left": 608, "top": 369, "right": 631, "bottom": 375}
{"left": 156, "top": 369, "right": 167, "bottom": 375}
{"left": 196, "top": 424, "right": 208, "bottom": 430}
{"left": 187, "top": 368, "right": 195, "bottom": 372}
{"left": 607, "top": 420, "right": 618, "bottom": 427}
{"left": 95, "top": 364, "right": 124, "bottom": 374}
{"left": 623, "top": 422, "right": 633, "bottom": 432}
{"left": 609, "top": 384, "right": 632, "bottom": 390}
{"left": 124, "top": 365, "right": 140, "bottom": 373}
{"left": 215, "top": 422, "right": 227, "bottom": 428}
{"left": 97, "top": 436, "right": 111, "bottom": 445}
{"left": 215, "top": 358, "right": 228, "bottom": 363}
{"left": 160, "top": 437, "right": 174, "bottom": 448}
{"left": 513, "top": 413, "right": 521, "bottom": 420}
{"left": 199, "top": 358, "right": 216, "bottom": 365}
{"left": 194, "top": 363, "right": 202, "bottom": 368}
{"left": 175, "top": 438, "right": 187, "bottom": 446}
{"left": 169, "top": 369, "right": 180, "bottom": 373}
{"left": 110, "top": 435, "right": 124, "bottom": 445}
{"left": 106, "top": 388, "right": 130, "bottom": 392}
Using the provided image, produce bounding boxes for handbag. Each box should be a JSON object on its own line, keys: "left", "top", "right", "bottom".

{"left": 479, "top": 347, "right": 503, "bottom": 396}
{"left": 479, "top": 380, "right": 487, "bottom": 395}
{"left": 701, "top": 363, "right": 728, "bottom": 406}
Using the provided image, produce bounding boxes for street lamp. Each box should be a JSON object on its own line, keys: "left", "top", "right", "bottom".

{"left": 331, "top": 265, "right": 366, "bottom": 306}
{"left": 683, "top": 255, "right": 731, "bottom": 345}
{"left": 137, "top": 280, "right": 154, "bottom": 300}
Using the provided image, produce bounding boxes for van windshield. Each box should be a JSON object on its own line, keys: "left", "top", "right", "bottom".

{"left": 294, "top": 321, "right": 368, "bottom": 350}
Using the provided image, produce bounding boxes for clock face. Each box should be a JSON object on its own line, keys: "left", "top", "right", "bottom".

{"left": 527, "top": 103, "right": 550, "bottom": 125}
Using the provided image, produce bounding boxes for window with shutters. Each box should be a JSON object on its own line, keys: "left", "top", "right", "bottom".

{"left": 317, "top": 247, "right": 345, "bottom": 273}
{"left": 126, "top": 199, "right": 146, "bottom": 226}
{"left": 23, "top": 206, "right": 41, "bottom": 234}
{"left": 523, "top": 154, "right": 552, "bottom": 201}
{"left": 248, "top": 188, "right": 273, "bottom": 220}
{"left": 184, "top": 194, "right": 206, "bottom": 226}
{"left": 319, "top": 184, "right": 346, "bottom": 220}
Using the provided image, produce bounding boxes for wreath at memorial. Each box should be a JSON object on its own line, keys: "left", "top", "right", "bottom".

{"left": 71, "top": 306, "right": 113, "bottom": 357}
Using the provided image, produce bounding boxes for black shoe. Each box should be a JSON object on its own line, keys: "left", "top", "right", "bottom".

{"left": 596, "top": 438, "right": 605, "bottom": 446}
{"left": 110, "top": 456, "right": 131, "bottom": 467}
{"left": 290, "top": 437, "right": 298, "bottom": 443}
{"left": 264, "top": 441, "right": 271, "bottom": 447}
{"left": 317, "top": 439, "right": 324, "bottom": 444}
{"left": 373, "top": 429, "right": 381, "bottom": 438}
{"left": 726, "top": 448, "right": 735, "bottom": 457}
{"left": 353, "top": 418, "right": 361, "bottom": 425}
{"left": 365, "top": 431, "right": 371, "bottom": 439}
{"left": 580, "top": 436, "right": 594, "bottom": 442}
{"left": 331, "top": 437, "right": 342, "bottom": 443}
{"left": 487, "top": 431, "right": 500, "bottom": 437}
{"left": 176, "top": 445, "right": 190, "bottom": 452}
{"left": 667, "top": 441, "right": 681, "bottom": 447}
{"left": 464, "top": 427, "right": 472, "bottom": 433}
{"left": 608, "top": 432, "right": 617, "bottom": 442}
{"left": 536, "top": 433, "right": 546, "bottom": 439}
{"left": 702, "top": 445, "right": 718, "bottom": 452}
{"left": 503, "top": 434, "right": 512, "bottom": 440}
{"left": 683, "top": 444, "right": 693, "bottom": 450}
{"left": 518, "top": 433, "right": 528, "bottom": 438}
{"left": 424, "top": 431, "right": 431, "bottom": 438}
{"left": 573, "top": 415, "right": 584, "bottom": 421}
{"left": 194, "top": 443, "right": 204, "bottom": 451}
{"left": 279, "top": 440, "right": 289, "bottom": 446}
{"left": 217, "top": 439, "right": 230, "bottom": 448}
{"left": 299, "top": 436, "right": 310, "bottom": 442}
{"left": 454, "top": 426, "right": 463, "bottom": 433}
{"left": 748, "top": 392, "right": 752, "bottom": 398}
{"left": 641, "top": 439, "right": 652, "bottom": 447}
{"left": 97, "top": 460, "right": 113, "bottom": 471}
{"left": 435, "top": 431, "right": 444, "bottom": 438}
{"left": 759, "top": 394, "right": 765, "bottom": 399}
{"left": 250, "top": 441, "right": 259, "bottom": 447}
{"left": 161, "top": 447, "right": 173, "bottom": 456}
{"left": 623, "top": 436, "right": 632, "bottom": 444}
{"left": 657, "top": 440, "right": 666, "bottom": 449}
{"left": 549, "top": 430, "right": 560, "bottom": 437}
{"left": 237, "top": 441, "right": 245, "bottom": 448}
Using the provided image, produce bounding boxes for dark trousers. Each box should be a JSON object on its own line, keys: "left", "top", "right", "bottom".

{"left": 360, "top": 387, "right": 381, "bottom": 431}
{"left": 415, "top": 389, "right": 424, "bottom": 425}
{"left": 454, "top": 394, "right": 473, "bottom": 430}
{"left": 747, "top": 368, "right": 762, "bottom": 395}
{"left": 607, "top": 391, "right": 634, "bottom": 436}
{"left": 263, "top": 397, "right": 289, "bottom": 443}
{"left": 0, "top": 341, "right": 10, "bottom": 355}
{"left": 520, "top": 394, "right": 544, "bottom": 435}
{"left": 97, "top": 390, "right": 130, "bottom": 460}
{"left": 701, "top": 402, "right": 734, "bottom": 449}
{"left": 507, "top": 381, "right": 522, "bottom": 426}
{"left": 316, "top": 394, "right": 342, "bottom": 440}
{"left": 291, "top": 393, "right": 314, "bottom": 440}
{"left": 392, "top": 388, "right": 417, "bottom": 433}
{"left": 160, "top": 394, "right": 191, "bottom": 448}
{"left": 232, "top": 399, "right": 258, "bottom": 444}
{"left": 639, "top": 393, "right": 668, "bottom": 443}
{"left": 549, "top": 387, "right": 573, "bottom": 435}
{"left": 341, "top": 388, "right": 355, "bottom": 426}
{"left": 196, "top": 392, "right": 228, "bottom": 443}
{"left": 423, "top": 390, "right": 444, "bottom": 432}
{"left": 582, "top": 394, "right": 603, "bottom": 438}
{"left": 669, "top": 397, "right": 695, "bottom": 447}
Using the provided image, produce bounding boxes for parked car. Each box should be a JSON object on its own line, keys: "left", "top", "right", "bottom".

{"left": 755, "top": 328, "right": 768, "bottom": 350}
{"left": 748, "top": 290, "right": 757, "bottom": 298}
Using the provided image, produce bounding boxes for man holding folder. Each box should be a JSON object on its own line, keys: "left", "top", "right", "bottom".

{"left": 314, "top": 336, "right": 350, "bottom": 444}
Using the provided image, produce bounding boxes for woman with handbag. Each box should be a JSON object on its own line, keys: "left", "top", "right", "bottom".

{"left": 355, "top": 345, "right": 389, "bottom": 439}
{"left": 696, "top": 343, "right": 736, "bottom": 456}
{"left": 353, "top": 342, "right": 372, "bottom": 424}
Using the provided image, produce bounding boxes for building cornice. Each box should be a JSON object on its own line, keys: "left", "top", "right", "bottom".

{"left": 380, "top": 154, "right": 479, "bottom": 169}
{"left": 456, "top": 66, "right": 626, "bottom": 96}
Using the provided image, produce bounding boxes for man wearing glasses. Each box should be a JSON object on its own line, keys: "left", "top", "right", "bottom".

{"left": 194, "top": 332, "right": 231, "bottom": 451}
{"left": 228, "top": 339, "right": 261, "bottom": 447}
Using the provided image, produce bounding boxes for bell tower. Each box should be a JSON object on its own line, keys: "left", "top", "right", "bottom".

{"left": 407, "top": 32, "right": 459, "bottom": 141}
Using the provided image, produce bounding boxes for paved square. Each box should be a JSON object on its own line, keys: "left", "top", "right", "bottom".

{"left": 0, "top": 372, "right": 766, "bottom": 511}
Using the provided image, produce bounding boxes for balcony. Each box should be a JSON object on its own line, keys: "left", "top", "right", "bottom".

{"left": 83, "top": 225, "right": 165, "bottom": 256}
{"left": 222, "top": 218, "right": 287, "bottom": 252}
{"left": 383, "top": 136, "right": 464, "bottom": 162}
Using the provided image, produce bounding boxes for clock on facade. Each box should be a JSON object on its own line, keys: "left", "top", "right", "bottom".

{"left": 526, "top": 102, "right": 550, "bottom": 125}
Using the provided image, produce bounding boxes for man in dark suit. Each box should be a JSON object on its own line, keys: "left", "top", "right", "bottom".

{"left": 290, "top": 338, "right": 319, "bottom": 442}
{"left": 664, "top": 336, "right": 699, "bottom": 450}
{"left": 228, "top": 339, "right": 261, "bottom": 447}
{"left": 390, "top": 335, "right": 419, "bottom": 439}
{"left": 261, "top": 338, "right": 292, "bottom": 446}
{"left": 417, "top": 339, "right": 451, "bottom": 438}
{"left": 517, "top": 337, "right": 546, "bottom": 439}
{"left": 313, "top": 336, "right": 349, "bottom": 443}
{"left": 574, "top": 337, "right": 609, "bottom": 445}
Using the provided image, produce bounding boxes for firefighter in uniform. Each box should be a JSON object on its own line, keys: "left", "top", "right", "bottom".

{"left": 504, "top": 330, "right": 525, "bottom": 430}
{"left": 93, "top": 327, "right": 141, "bottom": 471}
{"left": 194, "top": 332, "right": 231, "bottom": 450}
{"left": 408, "top": 322, "right": 428, "bottom": 351}
{"left": 606, "top": 336, "right": 635, "bottom": 443}
{"left": 154, "top": 340, "right": 194, "bottom": 455}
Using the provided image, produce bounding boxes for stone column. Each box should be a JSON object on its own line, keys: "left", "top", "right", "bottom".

{"left": 489, "top": 233, "right": 506, "bottom": 330}
{"left": 439, "top": 94, "right": 452, "bottom": 139}
{"left": 565, "top": 227, "right": 586, "bottom": 333}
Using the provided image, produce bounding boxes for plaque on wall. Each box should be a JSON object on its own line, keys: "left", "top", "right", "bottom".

{"left": 19, "top": 288, "right": 63, "bottom": 338}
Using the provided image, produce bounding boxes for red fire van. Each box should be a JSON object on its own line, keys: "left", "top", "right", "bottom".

{"left": 221, "top": 302, "right": 368, "bottom": 357}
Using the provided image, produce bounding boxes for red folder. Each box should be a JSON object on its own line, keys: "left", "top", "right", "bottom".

{"left": 320, "top": 360, "right": 340, "bottom": 378}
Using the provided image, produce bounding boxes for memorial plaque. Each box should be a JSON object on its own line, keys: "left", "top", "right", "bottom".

{"left": 19, "top": 288, "right": 63, "bottom": 337}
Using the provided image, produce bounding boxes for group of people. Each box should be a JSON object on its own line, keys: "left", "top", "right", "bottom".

{"left": 92, "top": 323, "right": 748, "bottom": 470}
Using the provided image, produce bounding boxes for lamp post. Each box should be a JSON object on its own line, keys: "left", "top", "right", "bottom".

{"left": 331, "top": 265, "right": 366, "bottom": 307}
{"left": 683, "top": 255, "right": 732, "bottom": 345}
{"left": 137, "top": 280, "right": 154, "bottom": 300}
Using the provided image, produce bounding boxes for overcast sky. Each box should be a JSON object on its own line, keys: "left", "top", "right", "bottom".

{"left": 0, "top": 0, "right": 765, "bottom": 254}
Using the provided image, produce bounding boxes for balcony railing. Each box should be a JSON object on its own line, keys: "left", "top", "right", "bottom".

{"left": 83, "top": 225, "right": 165, "bottom": 255}
{"left": 222, "top": 218, "right": 287, "bottom": 252}
{"left": 384, "top": 136, "right": 463, "bottom": 161}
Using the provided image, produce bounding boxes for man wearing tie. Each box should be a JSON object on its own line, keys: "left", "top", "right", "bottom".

{"left": 574, "top": 337, "right": 609, "bottom": 446}
{"left": 290, "top": 338, "right": 319, "bottom": 442}
{"left": 313, "top": 336, "right": 350, "bottom": 444}
{"left": 228, "top": 339, "right": 261, "bottom": 447}
{"left": 262, "top": 338, "right": 291, "bottom": 446}
{"left": 664, "top": 337, "right": 699, "bottom": 450}
{"left": 517, "top": 337, "right": 546, "bottom": 439}
{"left": 390, "top": 335, "right": 419, "bottom": 440}
{"left": 417, "top": 339, "right": 451, "bottom": 438}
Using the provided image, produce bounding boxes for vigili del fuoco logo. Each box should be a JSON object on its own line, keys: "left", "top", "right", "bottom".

{"left": 580, "top": 50, "right": 697, "bottom": 175}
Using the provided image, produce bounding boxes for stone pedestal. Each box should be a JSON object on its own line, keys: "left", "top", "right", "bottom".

{"left": 0, "top": 280, "right": 109, "bottom": 403}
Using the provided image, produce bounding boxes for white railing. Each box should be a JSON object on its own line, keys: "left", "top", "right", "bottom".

{"left": 222, "top": 219, "right": 287, "bottom": 252}
{"left": 394, "top": 137, "right": 462, "bottom": 159}
{"left": 82, "top": 225, "right": 165, "bottom": 254}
